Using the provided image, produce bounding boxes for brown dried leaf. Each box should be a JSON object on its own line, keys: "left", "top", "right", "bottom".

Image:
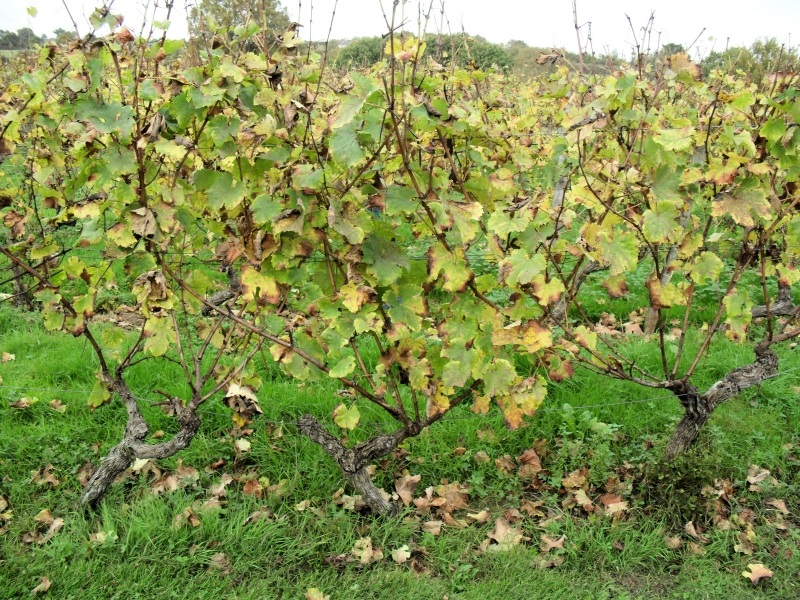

{"left": 684, "top": 521, "right": 709, "bottom": 544}
{"left": 466, "top": 510, "right": 490, "bottom": 524}
{"left": 391, "top": 545, "right": 411, "bottom": 564}
{"left": 766, "top": 499, "right": 789, "bottom": 514}
{"left": 48, "top": 399, "right": 67, "bottom": 413}
{"left": 422, "top": 520, "right": 442, "bottom": 535}
{"left": 210, "top": 474, "right": 234, "bottom": 498}
{"left": 540, "top": 534, "right": 565, "bottom": 553}
{"left": 434, "top": 482, "right": 469, "bottom": 513}
{"left": 517, "top": 447, "right": 542, "bottom": 479}
{"left": 243, "top": 508, "right": 271, "bottom": 526}
{"left": 474, "top": 450, "right": 491, "bottom": 464}
{"left": 31, "top": 465, "right": 60, "bottom": 487}
{"left": 350, "top": 537, "right": 383, "bottom": 564}
{"left": 394, "top": 474, "right": 421, "bottom": 506}
{"left": 173, "top": 507, "right": 201, "bottom": 529}
{"left": 38, "top": 518, "right": 64, "bottom": 544}
{"left": 242, "top": 479, "right": 263, "bottom": 497}
{"left": 1, "top": 352, "right": 15, "bottom": 363}
{"left": 747, "top": 465, "right": 771, "bottom": 486}
{"left": 208, "top": 552, "right": 231, "bottom": 574}
{"left": 486, "top": 517, "right": 528, "bottom": 552}
{"left": 150, "top": 474, "right": 179, "bottom": 495}
{"left": 562, "top": 470, "right": 586, "bottom": 489}
{"left": 665, "top": 536, "right": 682, "bottom": 549}
{"left": 31, "top": 577, "right": 51, "bottom": 595}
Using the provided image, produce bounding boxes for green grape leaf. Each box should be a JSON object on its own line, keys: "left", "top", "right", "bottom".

{"left": 333, "top": 403, "right": 360, "bottom": 430}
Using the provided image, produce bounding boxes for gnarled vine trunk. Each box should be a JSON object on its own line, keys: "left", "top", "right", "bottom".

{"left": 297, "top": 415, "right": 422, "bottom": 515}
{"left": 82, "top": 396, "right": 200, "bottom": 505}
{"left": 665, "top": 342, "right": 779, "bottom": 459}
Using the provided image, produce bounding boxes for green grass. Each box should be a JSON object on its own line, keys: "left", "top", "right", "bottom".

{"left": 1, "top": 304, "right": 800, "bottom": 598}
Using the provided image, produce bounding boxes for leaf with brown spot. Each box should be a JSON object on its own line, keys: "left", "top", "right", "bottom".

{"left": 48, "top": 399, "right": 66, "bottom": 413}
{"left": 305, "top": 589, "right": 330, "bottom": 600}
{"left": 10, "top": 397, "right": 38, "bottom": 409}
{"left": 1, "top": 352, "right": 14, "bottom": 363}
{"left": 242, "top": 479, "right": 263, "bottom": 497}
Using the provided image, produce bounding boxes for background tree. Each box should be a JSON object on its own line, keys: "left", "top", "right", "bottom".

{"left": 188, "top": 0, "right": 290, "bottom": 45}
{"left": 333, "top": 37, "right": 383, "bottom": 69}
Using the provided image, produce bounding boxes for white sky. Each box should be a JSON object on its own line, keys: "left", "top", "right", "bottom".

{"left": 2, "top": 0, "right": 798, "bottom": 57}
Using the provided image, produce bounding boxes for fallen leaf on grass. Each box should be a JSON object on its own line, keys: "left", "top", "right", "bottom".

{"left": 473, "top": 450, "right": 491, "bottom": 464}
{"left": 150, "top": 473, "right": 178, "bottom": 495}
{"left": 89, "top": 530, "right": 117, "bottom": 545}
{"left": 174, "top": 460, "right": 199, "bottom": 485}
{"left": 208, "top": 552, "right": 231, "bottom": 574}
{"left": 350, "top": 537, "right": 383, "bottom": 564}
{"left": 24, "top": 511, "right": 64, "bottom": 545}
{"left": 243, "top": 508, "right": 271, "bottom": 526}
{"left": 210, "top": 474, "right": 233, "bottom": 498}
{"left": 466, "top": 510, "right": 490, "bottom": 524}
{"left": 242, "top": 479, "right": 263, "bottom": 497}
{"left": 234, "top": 438, "right": 251, "bottom": 453}
{"left": 394, "top": 474, "right": 421, "bottom": 506}
{"left": 1, "top": 352, "right": 15, "bottom": 363}
{"left": 540, "top": 534, "right": 565, "bottom": 552}
{"left": 483, "top": 517, "right": 529, "bottom": 552}
{"left": 422, "top": 520, "right": 442, "bottom": 535}
{"left": 30, "top": 576, "right": 51, "bottom": 595}
{"left": 664, "top": 536, "right": 682, "bottom": 549}
{"left": 742, "top": 563, "right": 773, "bottom": 584}
{"left": 516, "top": 447, "right": 542, "bottom": 479}
{"left": 131, "top": 458, "right": 150, "bottom": 472}
{"left": 10, "top": 397, "right": 38, "bottom": 409}
{"left": 684, "top": 521, "right": 709, "bottom": 544}
{"left": 31, "top": 466, "right": 60, "bottom": 487}
{"left": 532, "top": 554, "right": 565, "bottom": 569}
{"left": 48, "top": 399, "right": 66, "bottom": 413}
{"left": 305, "top": 589, "right": 330, "bottom": 600}
{"left": 605, "top": 501, "right": 629, "bottom": 517}
{"left": 562, "top": 470, "right": 587, "bottom": 489}
{"left": 766, "top": 499, "right": 789, "bottom": 514}
{"left": 173, "top": 507, "right": 201, "bottom": 529}
{"left": 392, "top": 545, "right": 411, "bottom": 564}
{"left": 76, "top": 460, "right": 95, "bottom": 487}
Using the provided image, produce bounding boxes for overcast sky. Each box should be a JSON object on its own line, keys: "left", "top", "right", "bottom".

{"left": 2, "top": 0, "right": 798, "bottom": 57}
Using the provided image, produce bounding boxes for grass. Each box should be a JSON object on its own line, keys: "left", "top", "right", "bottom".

{"left": 1, "top": 303, "right": 800, "bottom": 599}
